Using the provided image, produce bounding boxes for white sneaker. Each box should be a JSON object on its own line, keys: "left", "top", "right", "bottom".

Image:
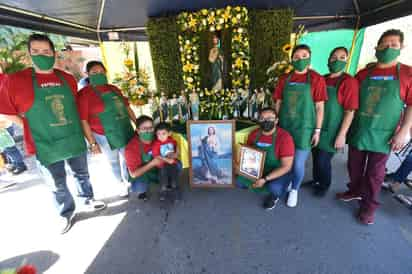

{"left": 287, "top": 190, "right": 298, "bottom": 208}
{"left": 119, "top": 182, "right": 130, "bottom": 198}
{"left": 83, "top": 199, "right": 107, "bottom": 212}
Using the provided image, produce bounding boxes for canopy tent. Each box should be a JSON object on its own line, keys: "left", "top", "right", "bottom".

{"left": 0, "top": 0, "right": 411, "bottom": 41}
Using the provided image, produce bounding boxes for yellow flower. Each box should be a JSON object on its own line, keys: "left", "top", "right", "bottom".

{"left": 187, "top": 77, "right": 194, "bottom": 83}
{"left": 207, "top": 14, "right": 215, "bottom": 24}
{"left": 235, "top": 6, "right": 241, "bottom": 11}
{"left": 124, "top": 59, "right": 133, "bottom": 67}
{"left": 188, "top": 17, "right": 198, "bottom": 28}
{"left": 223, "top": 10, "right": 231, "bottom": 21}
{"left": 231, "top": 17, "right": 238, "bottom": 24}
{"left": 233, "top": 79, "right": 241, "bottom": 86}
{"left": 201, "top": 9, "right": 208, "bottom": 15}
{"left": 234, "top": 58, "right": 243, "bottom": 69}
{"left": 183, "top": 63, "right": 194, "bottom": 72}
{"left": 233, "top": 34, "right": 242, "bottom": 42}
{"left": 282, "top": 43, "right": 292, "bottom": 54}
{"left": 129, "top": 79, "right": 137, "bottom": 86}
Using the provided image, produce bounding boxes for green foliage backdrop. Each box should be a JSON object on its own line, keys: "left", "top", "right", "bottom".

{"left": 248, "top": 9, "right": 294, "bottom": 89}
{"left": 146, "top": 16, "right": 183, "bottom": 95}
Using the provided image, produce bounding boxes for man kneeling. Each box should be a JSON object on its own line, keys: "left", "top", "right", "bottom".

{"left": 236, "top": 107, "right": 295, "bottom": 210}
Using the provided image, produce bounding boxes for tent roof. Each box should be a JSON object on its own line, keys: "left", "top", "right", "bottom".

{"left": 0, "top": 0, "right": 411, "bottom": 41}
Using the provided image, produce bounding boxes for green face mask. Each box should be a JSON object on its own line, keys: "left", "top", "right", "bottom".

{"left": 328, "top": 60, "right": 347, "bottom": 73}
{"left": 139, "top": 132, "right": 154, "bottom": 142}
{"left": 31, "top": 55, "right": 55, "bottom": 71}
{"left": 375, "top": 47, "right": 400, "bottom": 64}
{"left": 292, "top": 58, "right": 311, "bottom": 72}
{"left": 89, "top": 73, "right": 108, "bottom": 86}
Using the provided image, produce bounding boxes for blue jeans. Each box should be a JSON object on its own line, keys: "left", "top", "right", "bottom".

{"left": 291, "top": 149, "right": 310, "bottom": 190}
{"left": 3, "top": 126, "right": 26, "bottom": 169}
{"left": 93, "top": 133, "right": 128, "bottom": 183}
{"left": 266, "top": 173, "right": 292, "bottom": 198}
{"left": 312, "top": 148, "right": 335, "bottom": 190}
{"left": 38, "top": 153, "right": 94, "bottom": 218}
{"left": 390, "top": 151, "right": 412, "bottom": 183}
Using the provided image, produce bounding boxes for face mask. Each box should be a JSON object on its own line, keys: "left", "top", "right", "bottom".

{"left": 89, "top": 73, "right": 108, "bottom": 86}
{"left": 31, "top": 55, "right": 55, "bottom": 70}
{"left": 328, "top": 60, "right": 347, "bottom": 73}
{"left": 260, "top": 120, "right": 275, "bottom": 132}
{"left": 140, "top": 132, "right": 154, "bottom": 142}
{"left": 292, "top": 58, "right": 310, "bottom": 72}
{"left": 375, "top": 47, "right": 400, "bottom": 64}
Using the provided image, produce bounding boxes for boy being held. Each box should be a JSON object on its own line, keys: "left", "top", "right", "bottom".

{"left": 152, "top": 122, "right": 180, "bottom": 201}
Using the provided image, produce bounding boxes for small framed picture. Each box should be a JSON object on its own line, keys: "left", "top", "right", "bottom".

{"left": 238, "top": 145, "right": 266, "bottom": 181}
{"left": 187, "top": 120, "right": 235, "bottom": 188}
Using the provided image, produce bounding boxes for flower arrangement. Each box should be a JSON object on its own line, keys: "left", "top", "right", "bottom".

{"left": 266, "top": 25, "right": 307, "bottom": 88}
{"left": 199, "top": 88, "right": 236, "bottom": 119}
{"left": 112, "top": 42, "right": 150, "bottom": 106}
{"left": 177, "top": 6, "right": 250, "bottom": 91}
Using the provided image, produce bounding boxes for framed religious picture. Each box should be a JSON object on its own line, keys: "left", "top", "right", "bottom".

{"left": 238, "top": 145, "right": 266, "bottom": 181}
{"left": 187, "top": 120, "right": 235, "bottom": 188}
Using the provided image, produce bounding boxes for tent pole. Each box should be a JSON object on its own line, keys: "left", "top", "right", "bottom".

{"left": 97, "top": 0, "right": 109, "bottom": 77}
{"left": 346, "top": 16, "right": 361, "bottom": 73}
{"left": 0, "top": 4, "right": 95, "bottom": 32}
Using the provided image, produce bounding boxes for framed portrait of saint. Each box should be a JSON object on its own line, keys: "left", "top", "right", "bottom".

{"left": 238, "top": 145, "right": 266, "bottom": 181}
{"left": 187, "top": 120, "right": 235, "bottom": 188}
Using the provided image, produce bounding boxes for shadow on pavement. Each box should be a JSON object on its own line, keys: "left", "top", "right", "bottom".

{"left": 0, "top": 250, "right": 59, "bottom": 273}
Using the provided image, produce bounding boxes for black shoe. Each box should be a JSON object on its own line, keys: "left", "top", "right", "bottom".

{"left": 60, "top": 213, "right": 75, "bottom": 234}
{"left": 11, "top": 165, "right": 27, "bottom": 175}
{"left": 263, "top": 194, "right": 279, "bottom": 210}
{"left": 138, "top": 192, "right": 148, "bottom": 201}
{"left": 159, "top": 191, "right": 166, "bottom": 201}
{"left": 302, "top": 180, "right": 318, "bottom": 188}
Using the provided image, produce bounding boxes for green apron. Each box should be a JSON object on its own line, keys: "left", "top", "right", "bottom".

{"left": 279, "top": 72, "right": 316, "bottom": 150}
{"left": 91, "top": 85, "right": 134, "bottom": 150}
{"left": 318, "top": 75, "right": 345, "bottom": 153}
{"left": 129, "top": 139, "right": 158, "bottom": 183}
{"left": 171, "top": 103, "right": 179, "bottom": 119}
{"left": 237, "top": 130, "right": 281, "bottom": 193}
{"left": 25, "top": 69, "right": 86, "bottom": 166}
{"left": 349, "top": 63, "right": 403, "bottom": 154}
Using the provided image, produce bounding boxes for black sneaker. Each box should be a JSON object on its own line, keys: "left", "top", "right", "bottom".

{"left": 263, "top": 194, "right": 279, "bottom": 210}
{"left": 60, "top": 213, "right": 75, "bottom": 234}
{"left": 302, "top": 180, "right": 318, "bottom": 188}
{"left": 11, "top": 165, "right": 27, "bottom": 175}
{"left": 138, "top": 192, "right": 148, "bottom": 201}
{"left": 313, "top": 186, "right": 328, "bottom": 197}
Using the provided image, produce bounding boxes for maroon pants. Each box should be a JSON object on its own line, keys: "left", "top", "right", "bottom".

{"left": 347, "top": 146, "right": 390, "bottom": 215}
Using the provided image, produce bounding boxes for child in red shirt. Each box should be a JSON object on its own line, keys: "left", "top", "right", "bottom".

{"left": 152, "top": 122, "right": 180, "bottom": 200}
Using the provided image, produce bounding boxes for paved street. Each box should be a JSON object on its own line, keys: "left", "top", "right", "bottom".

{"left": 1, "top": 150, "right": 412, "bottom": 274}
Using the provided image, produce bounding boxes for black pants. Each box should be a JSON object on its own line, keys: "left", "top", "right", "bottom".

{"left": 312, "top": 148, "right": 335, "bottom": 190}
{"left": 159, "top": 164, "right": 179, "bottom": 190}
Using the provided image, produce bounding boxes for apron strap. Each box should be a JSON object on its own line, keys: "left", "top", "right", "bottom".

{"left": 285, "top": 70, "right": 311, "bottom": 85}
{"left": 335, "top": 73, "right": 346, "bottom": 90}
{"left": 31, "top": 68, "right": 69, "bottom": 89}
{"left": 138, "top": 138, "right": 150, "bottom": 161}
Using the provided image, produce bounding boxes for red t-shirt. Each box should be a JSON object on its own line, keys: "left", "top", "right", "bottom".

{"left": 0, "top": 68, "right": 78, "bottom": 155}
{"left": 77, "top": 84, "right": 129, "bottom": 134}
{"left": 273, "top": 69, "right": 328, "bottom": 102}
{"left": 152, "top": 136, "right": 177, "bottom": 167}
{"left": 355, "top": 63, "right": 412, "bottom": 106}
{"left": 325, "top": 73, "right": 359, "bottom": 110}
{"left": 125, "top": 135, "right": 154, "bottom": 173}
{"left": 247, "top": 127, "right": 295, "bottom": 159}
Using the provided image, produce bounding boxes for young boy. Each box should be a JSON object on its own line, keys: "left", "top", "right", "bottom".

{"left": 152, "top": 122, "right": 180, "bottom": 201}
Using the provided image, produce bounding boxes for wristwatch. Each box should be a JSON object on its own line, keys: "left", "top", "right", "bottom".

{"left": 314, "top": 128, "right": 321, "bottom": 133}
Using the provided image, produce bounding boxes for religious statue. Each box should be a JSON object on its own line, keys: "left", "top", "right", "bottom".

{"left": 149, "top": 94, "right": 161, "bottom": 124}
{"left": 179, "top": 90, "right": 189, "bottom": 121}
{"left": 160, "top": 92, "right": 169, "bottom": 122}
{"left": 209, "top": 34, "right": 224, "bottom": 90}
{"left": 257, "top": 88, "right": 266, "bottom": 112}
{"left": 189, "top": 89, "right": 200, "bottom": 120}
{"left": 249, "top": 89, "right": 258, "bottom": 120}
{"left": 170, "top": 94, "right": 180, "bottom": 122}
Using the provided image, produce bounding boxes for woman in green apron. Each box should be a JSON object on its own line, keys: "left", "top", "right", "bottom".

{"left": 78, "top": 61, "right": 137, "bottom": 197}
{"left": 336, "top": 29, "right": 412, "bottom": 225}
{"left": 307, "top": 47, "right": 359, "bottom": 196}
{"left": 274, "top": 44, "right": 327, "bottom": 208}
{"left": 124, "top": 115, "right": 163, "bottom": 200}
{"left": 236, "top": 108, "right": 295, "bottom": 210}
